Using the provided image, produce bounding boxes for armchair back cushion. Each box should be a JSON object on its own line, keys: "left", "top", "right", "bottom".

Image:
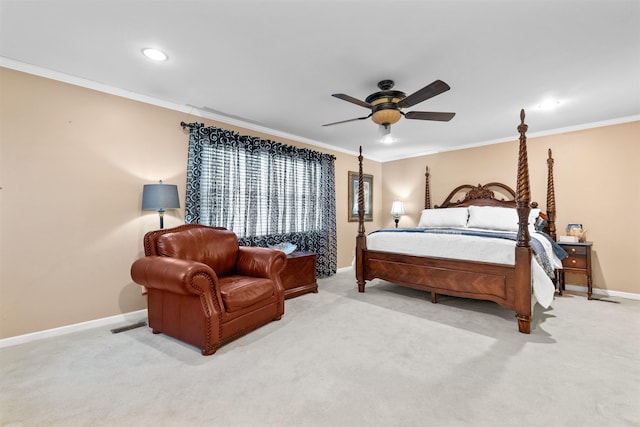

{"left": 156, "top": 227, "right": 239, "bottom": 276}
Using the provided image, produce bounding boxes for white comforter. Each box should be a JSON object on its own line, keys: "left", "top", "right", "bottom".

{"left": 366, "top": 229, "right": 561, "bottom": 308}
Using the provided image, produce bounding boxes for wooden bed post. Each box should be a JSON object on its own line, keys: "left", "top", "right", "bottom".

{"left": 425, "top": 166, "right": 431, "bottom": 209}
{"left": 515, "top": 109, "right": 532, "bottom": 334}
{"left": 425, "top": 165, "right": 438, "bottom": 303}
{"left": 356, "top": 146, "right": 367, "bottom": 292}
{"left": 546, "top": 149, "right": 557, "bottom": 241}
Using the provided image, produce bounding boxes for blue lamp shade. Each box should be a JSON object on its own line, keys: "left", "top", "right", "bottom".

{"left": 142, "top": 180, "right": 180, "bottom": 229}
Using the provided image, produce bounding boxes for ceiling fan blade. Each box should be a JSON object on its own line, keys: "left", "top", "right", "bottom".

{"left": 322, "top": 114, "right": 372, "bottom": 127}
{"left": 396, "top": 80, "right": 451, "bottom": 109}
{"left": 404, "top": 111, "right": 456, "bottom": 122}
{"left": 332, "top": 94, "right": 374, "bottom": 110}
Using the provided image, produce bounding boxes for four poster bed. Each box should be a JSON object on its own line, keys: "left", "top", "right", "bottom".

{"left": 354, "top": 110, "right": 561, "bottom": 334}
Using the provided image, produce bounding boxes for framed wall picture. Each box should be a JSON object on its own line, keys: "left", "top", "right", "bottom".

{"left": 348, "top": 171, "right": 373, "bottom": 222}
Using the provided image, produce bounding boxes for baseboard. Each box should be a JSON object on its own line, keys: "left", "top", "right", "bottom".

{"left": 564, "top": 284, "right": 640, "bottom": 301}
{"left": 336, "top": 265, "right": 354, "bottom": 274}
{"left": 0, "top": 309, "right": 148, "bottom": 349}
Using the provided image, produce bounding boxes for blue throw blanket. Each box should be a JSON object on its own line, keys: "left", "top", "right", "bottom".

{"left": 369, "top": 228, "right": 567, "bottom": 278}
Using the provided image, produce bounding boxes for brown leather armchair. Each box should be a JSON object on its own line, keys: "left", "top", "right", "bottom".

{"left": 131, "top": 224, "right": 287, "bottom": 355}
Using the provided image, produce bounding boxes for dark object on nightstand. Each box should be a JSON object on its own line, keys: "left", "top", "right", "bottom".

{"left": 280, "top": 251, "right": 318, "bottom": 299}
{"left": 557, "top": 241, "right": 593, "bottom": 299}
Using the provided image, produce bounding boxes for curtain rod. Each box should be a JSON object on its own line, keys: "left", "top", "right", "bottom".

{"left": 181, "top": 121, "right": 205, "bottom": 129}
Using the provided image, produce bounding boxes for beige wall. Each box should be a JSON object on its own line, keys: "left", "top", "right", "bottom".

{"left": 381, "top": 121, "right": 640, "bottom": 295}
{"left": 0, "top": 68, "right": 383, "bottom": 338}
{"left": 1, "top": 67, "right": 636, "bottom": 339}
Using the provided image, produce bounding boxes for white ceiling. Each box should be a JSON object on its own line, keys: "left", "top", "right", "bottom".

{"left": 1, "top": 0, "right": 639, "bottom": 161}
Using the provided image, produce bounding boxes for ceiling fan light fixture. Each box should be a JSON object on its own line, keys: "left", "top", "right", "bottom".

{"left": 378, "top": 124, "right": 395, "bottom": 144}
{"left": 372, "top": 109, "right": 402, "bottom": 126}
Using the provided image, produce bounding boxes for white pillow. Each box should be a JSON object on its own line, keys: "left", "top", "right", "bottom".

{"left": 467, "top": 206, "right": 541, "bottom": 232}
{"left": 418, "top": 207, "right": 468, "bottom": 228}
{"left": 467, "top": 206, "right": 518, "bottom": 231}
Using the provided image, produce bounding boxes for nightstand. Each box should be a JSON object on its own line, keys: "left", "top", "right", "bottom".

{"left": 279, "top": 251, "right": 318, "bottom": 300}
{"left": 557, "top": 241, "right": 593, "bottom": 299}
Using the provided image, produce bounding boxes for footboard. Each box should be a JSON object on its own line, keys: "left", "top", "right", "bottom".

{"left": 362, "top": 250, "right": 517, "bottom": 308}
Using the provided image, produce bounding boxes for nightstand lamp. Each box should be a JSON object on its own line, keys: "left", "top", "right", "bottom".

{"left": 142, "top": 180, "right": 180, "bottom": 229}
{"left": 390, "top": 201, "right": 405, "bottom": 228}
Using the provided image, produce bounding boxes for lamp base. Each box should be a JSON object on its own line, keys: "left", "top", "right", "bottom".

{"left": 159, "top": 210, "right": 165, "bottom": 229}
{"left": 394, "top": 217, "right": 400, "bottom": 228}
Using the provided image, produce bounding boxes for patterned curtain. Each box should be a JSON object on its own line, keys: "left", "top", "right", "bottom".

{"left": 183, "top": 122, "right": 337, "bottom": 277}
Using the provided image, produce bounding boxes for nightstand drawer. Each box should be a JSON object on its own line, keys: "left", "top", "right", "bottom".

{"left": 563, "top": 245, "right": 587, "bottom": 256}
{"left": 563, "top": 255, "right": 587, "bottom": 269}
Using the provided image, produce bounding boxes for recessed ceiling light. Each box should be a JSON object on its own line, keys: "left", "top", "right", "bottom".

{"left": 537, "top": 99, "right": 560, "bottom": 110}
{"left": 142, "top": 48, "right": 168, "bottom": 62}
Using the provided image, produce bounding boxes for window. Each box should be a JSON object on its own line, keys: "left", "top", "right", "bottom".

{"left": 183, "top": 123, "right": 336, "bottom": 276}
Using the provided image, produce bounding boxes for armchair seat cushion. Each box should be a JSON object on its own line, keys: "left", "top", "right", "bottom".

{"left": 219, "top": 275, "right": 275, "bottom": 312}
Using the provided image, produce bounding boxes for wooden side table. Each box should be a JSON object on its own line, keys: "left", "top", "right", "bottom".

{"left": 280, "top": 251, "right": 318, "bottom": 300}
{"left": 558, "top": 241, "right": 593, "bottom": 299}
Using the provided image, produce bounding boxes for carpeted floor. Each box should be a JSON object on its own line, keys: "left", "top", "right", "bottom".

{"left": 1, "top": 271, "right": 639, "bottom": 427}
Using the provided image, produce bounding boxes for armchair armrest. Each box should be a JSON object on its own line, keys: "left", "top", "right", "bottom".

{"left": 236, "top": 247, "right": 287, "bottom": 279}
{"left": 131, "top": 256, "right": 218, "bottom": 296}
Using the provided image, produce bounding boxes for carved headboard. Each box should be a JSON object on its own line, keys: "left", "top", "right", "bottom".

{"left": 434, "top": 182, "right": 518, "bottom": 209}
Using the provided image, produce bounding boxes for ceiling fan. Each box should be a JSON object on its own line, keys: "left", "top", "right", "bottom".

{"left": 322, "top": 79, "right": 455, "bottom": 129}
